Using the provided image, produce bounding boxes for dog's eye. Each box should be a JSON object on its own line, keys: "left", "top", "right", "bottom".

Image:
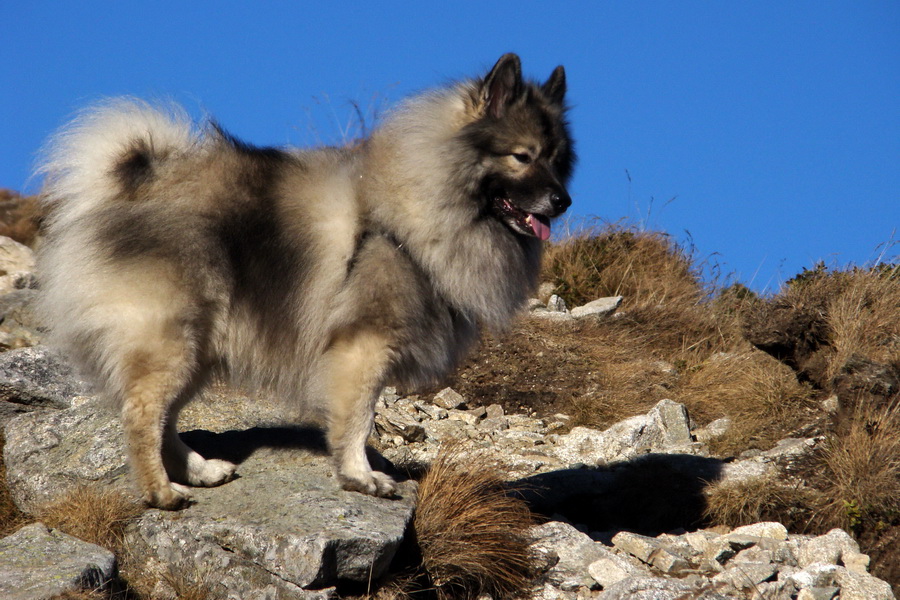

{"left": 512, "top": 153, "right": 532, "bottom": 164}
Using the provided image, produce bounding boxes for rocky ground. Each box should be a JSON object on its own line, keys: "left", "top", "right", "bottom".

{"left": 0, "top": 231, "right": 896, "bottom": 599}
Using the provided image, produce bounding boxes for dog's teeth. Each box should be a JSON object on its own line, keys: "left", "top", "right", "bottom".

{"left": 526, "top": 215, "right": 532, "bottom": 225}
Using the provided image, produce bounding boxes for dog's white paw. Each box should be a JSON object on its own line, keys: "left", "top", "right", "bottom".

{"left": 186, "top": 457, "right": 237, "bottom": 487}
{"left": 148, "top": 482, "right": 194, "bottom": 510}
{"left": 339, "top": 469, "right": 398, "bottom": 498}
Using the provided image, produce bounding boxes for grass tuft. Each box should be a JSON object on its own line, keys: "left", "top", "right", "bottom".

{"left": 34, "top": 484, "right": 143, "bottom": 554}
{"left": 704, "top": 473, "right": 821, "bottom": 533}
{"left": 414, "top": 445, "right": 537, "bottom": 600}
{"left": 543, "top": 221, "right": 703, "bottom": 310}
{"left": 819, "top": 399, "right": 900, "bottom": 531}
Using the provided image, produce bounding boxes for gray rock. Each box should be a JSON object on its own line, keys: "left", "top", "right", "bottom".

{"left": 694, "top": 416, "right": 731, "bottom": 443}
{"left": 6, "top": 394, "right": 416, "bottom": 594}
{"left": 526, "top": 297, "right": 547, "bottom": 312}
{"left": 843, "top": 550, "right": 871, "bottom": 574}
{"left": 529, "top": 308, "right": 574, "bottom": 321}
{"left": 485, "top": 403, "right": 505, "bottom": 419}
{"left": 374, "top": 411, "right": 426, "bottom": 443}
{"left": 797, "top": 587, "right": 839, "bottom": 600}
{"left": 730, "top": 521, "right": 789, "bottom": 541}
{"left": 797, "top": 528, "right": 862, "bottom": 568}
{"left": 0, "top": 346, "right": 87, "bottom": 410}
{"left": 791, "top": 563, "right": 894, "bottom": 600}
{"left": 0, "top": 522, "right": 118, "bottom": 600}
{"left": 610, "top": 531, "right": 658, "bottom": 563}
{"left": 127, "top": 446, "right": 417, "bottom": 595}
{"left": 597, "top": 576, "right": 728, "bottom": 600}
{"left": 552, "top": 399, "right": 696, "bottom": 465}
{"left": 820, "top": 395, "right": 840, "bottom": 414}
{"left": 4, "top": 397, "right": 129, "bottom": 512}
{"left": 570, "top": 296, "right": 622, "bottom": 320}
{"left": 611, "top": 531, "right": 690, "bottom": 574}
{"left": 650, "top": 398, "right": 693, "bottom": 447}
{"left": 0, "top": 236, "right": 35, "bottom": 296}
{"left": 789, "top": 563, "right": 841, "bottom": 589}
{"left": 530, "top": 521, "right": 609, "bottom": 591}
{"left": 587, "top": 553, "right": 652, "bottom": 589}
{"left": 432, "top": 387, "right": 466, "bottom": 410}
{"left": 413, "top": 400, "right": 447, "bottom": 421}
{"left": 447, "top": 406, "right": 486, "bottom": 426}
{"left": 547, "top": 294, "right": 568, "bottom": 313}
{"left": 830, "top": 566, "right": 894, "bottom": 600}
{"left": 0, "top": 289, "right": 43, "bottom": 350}
{"left": 713, "top": 560, "right": 778, "bottom": 589}
{"left": 531, "top": 581, "right": 579, "bottom": 600}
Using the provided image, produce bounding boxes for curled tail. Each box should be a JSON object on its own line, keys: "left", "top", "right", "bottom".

{"left": 35, "top": 100, "right": 201, "bottom": 386}
{"left": 37, "top": 98, "right": 198, "bottom": 227}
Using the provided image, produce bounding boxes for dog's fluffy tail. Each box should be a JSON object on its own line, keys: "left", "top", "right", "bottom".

{"left": 35, "top": 100, "right": 200, "bottom": 394}
{"left": 37, "top": 98, "right": 197, "bottom": 225}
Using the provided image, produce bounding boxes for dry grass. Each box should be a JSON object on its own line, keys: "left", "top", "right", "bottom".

{"left": 413, "top": 445, "right": 537, "bottom": 600}
{"left": 678, "top": 349, "right": 816, "bottom": 454}
{"left": 818, "top": 399, "right": 900, "bottom": 530}
{"left": 0, "top": 188, "right": 42, "bottom": 247}
{"left": 745, "top": 263, "right": 900, "bottom": 391}
{"left": 529, "top": 222, "right": 815, "bottom": 451}
{"left": 34, "top": 484, "right": 143, "bottom": 554}
{"left": 154, "top": 567, "right": 224, "bottom": 600}
{"left": 824, "top": 268, "right": 900, "bottom": 382}
{"left": 704, "top": 473, "right": 821, "bottom": 533}
{"left": 543, "top": 222, "right": 704, "bottom": 310}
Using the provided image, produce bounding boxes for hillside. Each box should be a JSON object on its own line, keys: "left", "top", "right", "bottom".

{"left": 0, "top": 188, "right": 898, "bottom": 598}
{"left": 450, "top": 224, "right": 900, "bottom": 592}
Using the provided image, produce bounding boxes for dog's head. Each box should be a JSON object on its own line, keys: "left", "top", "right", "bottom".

{"left": 463, "top": 53, "right": 576, "bottom": 241}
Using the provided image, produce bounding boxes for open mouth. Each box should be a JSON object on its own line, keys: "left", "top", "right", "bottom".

{"left": 494, "top": 198, "right": 552, "bottom": 241}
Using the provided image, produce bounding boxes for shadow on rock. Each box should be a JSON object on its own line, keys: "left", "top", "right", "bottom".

{"left": 180, "top": 425, "right": 329, "bottom": 464}
{"left": 515, "top": 453, "right": 725, "bottom": 537}
{"left": 180, "top": 425, "right": 408, "bottom": 482}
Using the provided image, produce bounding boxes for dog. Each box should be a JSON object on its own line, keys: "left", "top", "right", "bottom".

{"left": 36, "top": 53, "right": 575, "bottom": 509}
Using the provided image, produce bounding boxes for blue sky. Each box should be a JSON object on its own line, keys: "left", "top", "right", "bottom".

{"left": 2, "top": 2, "right": 898, "bottom": 292}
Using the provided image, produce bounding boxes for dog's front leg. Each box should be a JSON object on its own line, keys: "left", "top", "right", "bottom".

{"left": 323, "top": 328, "right": 398, "bottom": 497}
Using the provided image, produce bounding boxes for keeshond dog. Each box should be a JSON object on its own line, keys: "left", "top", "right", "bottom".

{"left": 36, "top": 53, "right": 574, "bottom": 509}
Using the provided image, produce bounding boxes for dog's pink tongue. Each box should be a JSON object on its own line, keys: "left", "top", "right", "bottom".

{"left": 530, "top": 214, "right": 551, "bottom": 241}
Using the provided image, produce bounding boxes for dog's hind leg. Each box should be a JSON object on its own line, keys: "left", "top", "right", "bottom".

{"left": 120, "top": 351, "right": 199, "bottom": 510}
{"left": 324, "top": 329, "right": 398, "bottom": 497}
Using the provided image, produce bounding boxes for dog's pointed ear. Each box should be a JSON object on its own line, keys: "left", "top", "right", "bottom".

{"left": 482, "top": 53, "right": 523, "bottom": 119}
{"left": 543, "top": 65, "right": 567, "bottom": 105}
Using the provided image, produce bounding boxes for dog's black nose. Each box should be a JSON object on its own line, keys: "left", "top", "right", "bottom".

{"left": 550, "top": 191, "right": 571, "bottom": 213}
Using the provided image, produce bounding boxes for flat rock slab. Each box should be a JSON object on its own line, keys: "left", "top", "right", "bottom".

{"left": 127, "top": 442, "right": 417, "bottom": 597}
{"left": 0, "top": 522, "right": 117, "bottom": 600}
{"left": 0, "top": 346, "right": 87, "bottom": 409}
{"left": 4, "top": 397, "right": 130, "bottom": 512}
{"left": 5, "top": 395, "right": 416, "bottom": 596}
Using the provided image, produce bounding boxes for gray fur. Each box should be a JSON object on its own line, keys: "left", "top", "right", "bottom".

{"left": 36, "top": 54, "right": 575, "bottom": 508}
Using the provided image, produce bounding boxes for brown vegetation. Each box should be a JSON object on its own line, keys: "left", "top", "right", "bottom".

{"left": 456, "top": 222, "right": 899, "bottom": 591}
{"left": 34, "top": 485, "right": 143, "bottom": 555}
{"left": 455, "top": 222, "right": 817, "bottom": 452}
{"left": 413, "top": 446, "right": 537, "bottom": 600}
{"left": 0, "top": 188, "right": 42, "bottom": 247}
